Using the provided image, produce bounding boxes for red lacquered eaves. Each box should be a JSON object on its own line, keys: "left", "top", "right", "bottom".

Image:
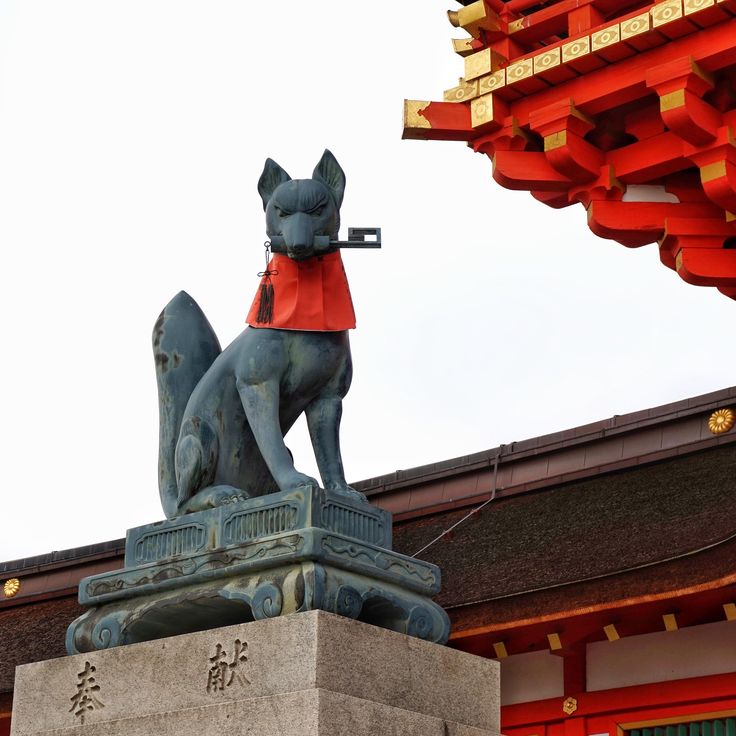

{"left": 404, "top": 0, "right": 736, "bottom": 300}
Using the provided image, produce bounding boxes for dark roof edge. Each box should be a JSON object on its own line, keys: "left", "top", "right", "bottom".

{"left": 354, "top": 385, "right": 736, "bottom": 493}
{"left": 0, "top": 538, "right": 125, "bottom": 576}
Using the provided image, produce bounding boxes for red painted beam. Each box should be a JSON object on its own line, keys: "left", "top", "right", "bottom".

{"left": 588, "top": 201, "right": 723, "bottom": 248}
{"left": 502, "top": 672, "right": 736, "bottom": 728}
{"left": 607, "top": 133, "right": 687, "bottom": 184}
{"left": 402, "top": 101, "right": 473, "bottom": 141}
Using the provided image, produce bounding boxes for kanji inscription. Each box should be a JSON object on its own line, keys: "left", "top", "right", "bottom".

{"left": 69, "top": 661, "right": 105, "bottom": 723}
{"left": 206, "top": 639, "right": 251, "bottom": 693}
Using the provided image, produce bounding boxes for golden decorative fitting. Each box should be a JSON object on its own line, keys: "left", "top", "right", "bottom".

{"left": 3, "top": 578, "right": 20, "bottom": 598}
{"left": 479, "top": 70, "right": 506, "bottom": 94}
{"left": 452, "top": 38, "right": 475, "bottom": 57}
{"left": 534, "top": 49, "right": 561, "bottom": 74}
{"left": 444, "top": 79, "right": 479, "bottom": 103}
{"left": 507, "top": 58, "right": 534, "bottom": 84}
{"left": 492, "top": 641, "right": 508, "bottom": 659}
{"left": 545, "top": 131, "right": 567, "bottom": 151}
{"left": 621, "top": 12, "right": 651, "bottom": 39}
{"left": 708, "top": 408, "right": 735, "bottom": 435}
{"left": 592, "top": 25, "right": 621, "bottom": 51}
{"left": 662, "top": 613, "right": 679, "bottom": 631}
{"left": 562, "top": 697, "right": 578, "bottom": 716}
{"left": 547, "top": 632, "right": 563, "bottom": 650}
{"left": 562, "top": 37, "right": 590, "bottom": 63}
{"left": 508, "top": 18, "right": 525, "bottom": 33}
{"left": 651, "top": 0, "right": 683, "bottom": 27}
{"left": 403, "top": 100, "right": 432, "bottom": 131}
{"left": 727, "top": 211, "right": 736, "bottom": 222}
{"left": 603, "top": 623, "right": 620, "bottom": 642}
{"left": 701, "top": 160, "right": 727, "bottom": 184}
{"left": 724, "top": 602, "right": 736, "bottom": 621}
{"left": 447, "top": 1, "right": 501, "bottom": 38}
{"left": 465, "top": 50, "right": 487, "bottom": 80}
{"left": 685, "top": 0, "right": 714, "bottom": 13}
{"left": 660, "top": 89, "right": 686, "bottom": 112}
{"left": 465, "top": 48, "right": 506, "bottom": 81}
{"left": 471, "top": 93, "right": 497, "bottom": 128}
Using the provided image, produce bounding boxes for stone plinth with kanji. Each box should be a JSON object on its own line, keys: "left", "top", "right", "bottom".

{"left": 12, "top": 611, "right": 500, "bottom": 736}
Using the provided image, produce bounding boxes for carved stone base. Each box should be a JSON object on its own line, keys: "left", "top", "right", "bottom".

{"left": 67, "top": 487, "right": 449, "bottom": 653}
{"left": 14, "top": 612, "right": 500, "bottom": 736}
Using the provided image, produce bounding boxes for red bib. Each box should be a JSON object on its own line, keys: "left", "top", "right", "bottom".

{"left": 246, "top": 251, "right": 356, "bottom": 331}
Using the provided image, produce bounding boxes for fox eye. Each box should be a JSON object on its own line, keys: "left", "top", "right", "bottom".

{"left": 313, "top": 205, "right": 325, "bottom": 216}
{"left": 274, "top": 206, "right": 285, "bottom": 217}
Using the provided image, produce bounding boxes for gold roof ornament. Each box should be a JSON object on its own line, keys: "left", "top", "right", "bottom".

{"left": 708, "top": 408, "right": 735, "bottom": 435}
{"left": 562, "top": 697, "right": 578, "bottom": 715}
{"left": 3, "top": 578, "right": 20, "bottom": 598}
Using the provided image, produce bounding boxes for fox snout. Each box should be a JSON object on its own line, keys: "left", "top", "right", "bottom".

{"left": 282, "top": 212, "right": 320, "bottom": 260}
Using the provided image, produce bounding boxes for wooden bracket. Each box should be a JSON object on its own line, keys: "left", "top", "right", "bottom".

{"left": 570, "top": 165, "right": 623, "bottom": 209}
{"left": 493, "top": 149, "right": 573, "bottom": 191}
{"left": 687, "top": 127, "right": 736, "bottom": 212}
{"left": 646, "top": 57, "right": 721, "bottom": 146}
{"left": 530, "top": 100, "right": 603, "bottom": 181}
{"left": 659, "top": 216, "right": 736, "bottom": 285}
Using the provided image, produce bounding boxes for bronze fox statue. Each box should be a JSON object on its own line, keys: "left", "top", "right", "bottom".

{"left": 153, "top": 150, "right": 362, "bottom": 519}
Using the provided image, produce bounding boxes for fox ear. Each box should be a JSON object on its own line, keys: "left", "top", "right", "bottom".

{"left": 313, "top": 149, "right": 346, "bottom": 208}
{"left": 258, "top": 158, "right": 291, "bottom": 210}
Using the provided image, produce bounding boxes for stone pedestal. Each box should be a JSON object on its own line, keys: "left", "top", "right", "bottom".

{"left": 12, "top": 611, "right": 499, "bottom": 736}
{"left": 67, "top": 487, "right": 449, "bottom": 652}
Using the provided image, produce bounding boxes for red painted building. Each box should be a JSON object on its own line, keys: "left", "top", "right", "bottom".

{"left": 2, "top": 387, "right": 735, "bottom": 735}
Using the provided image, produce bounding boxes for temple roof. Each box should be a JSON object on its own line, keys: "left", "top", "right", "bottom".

{"left": 1, "top": 385, "right": 735, "bottom": 689}
{"left": 0, "top": 598, "right": 84, "bottom": 695}
{"left": 392, "top": 443, "right": 736, "bottom": 635}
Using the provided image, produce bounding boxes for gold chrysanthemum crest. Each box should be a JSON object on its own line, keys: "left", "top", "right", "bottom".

{"left": 708, "top": 408, "right": 735, "bottom": 435}
{"left": 3, "top": 578, "right": 20, "bottom": 598}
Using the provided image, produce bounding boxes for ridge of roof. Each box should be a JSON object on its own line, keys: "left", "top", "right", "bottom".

{"left": 0, "top": 539, "right": 125, "bottom": 576}
{"left": 354, "top": 385, "right": 736, "bottom": 495}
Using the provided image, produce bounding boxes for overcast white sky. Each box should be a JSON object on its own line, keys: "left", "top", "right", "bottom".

{"left": 1, "top": 1, "right": 733, "bottom": 560}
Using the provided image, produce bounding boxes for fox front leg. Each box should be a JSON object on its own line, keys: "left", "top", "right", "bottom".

{"left": 306, "top": 396, "right": 366, "bottom": 502}
{"left": 236, "top": 377, "right": 319, "bottom": 493}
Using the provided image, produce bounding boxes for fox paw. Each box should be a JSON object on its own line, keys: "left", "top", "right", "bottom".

{"left": 325, "top": 483, "right": 367, "bottom": 504}
{"left": 281, "top": 472, "right": 320, "bottom": 493}
{"left": 178, "top": 484, "right": 249, "bottom": 515}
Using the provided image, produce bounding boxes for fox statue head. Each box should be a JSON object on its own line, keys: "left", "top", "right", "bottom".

{"left": 257, "top": 149, "right": 346, "bottom": 261}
